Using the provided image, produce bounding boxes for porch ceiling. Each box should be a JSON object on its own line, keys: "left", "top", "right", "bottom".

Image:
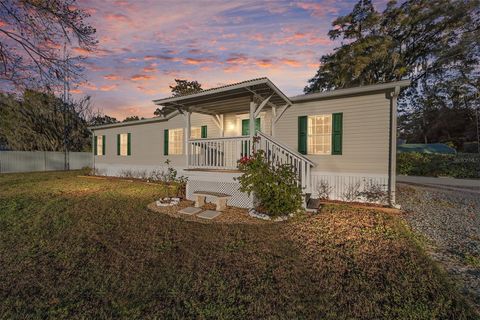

{"left": 153, "top": 77, "right": 291, "bottom": 116}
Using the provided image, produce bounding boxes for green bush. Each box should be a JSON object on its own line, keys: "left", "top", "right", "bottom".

{"left": 235, "top": 150, "right": 303, "bottom": 216}
{"left": 397, "top": 152, "right": 480, "bottom": 179}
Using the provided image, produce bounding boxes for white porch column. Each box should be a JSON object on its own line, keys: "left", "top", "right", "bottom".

{"left": 249, "top": 101, "right": 256, "bottom": 155}
{"left": 185, "top": 111, "right": 191, "bottom": 166}
{"left": 271, "top": 106, "right": 276, "bottom": 137}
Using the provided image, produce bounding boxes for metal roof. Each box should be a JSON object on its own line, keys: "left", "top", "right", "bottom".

{"left": 290, "top": 80, "right": 411, "bottom": 102}
{"left": 153, "top": 77, "right": 291, "bottom": 116}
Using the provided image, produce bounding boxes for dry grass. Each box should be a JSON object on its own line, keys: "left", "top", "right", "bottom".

{"left": 147, "top": 201, "right": 271, "bottom": 225}
{"left": 0, "top": 171, "right": 476, "bottom": 319}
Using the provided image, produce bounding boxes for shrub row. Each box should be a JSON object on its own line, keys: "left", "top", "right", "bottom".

{"left": 397, "top": 152, "right": 480, "bottom": 179}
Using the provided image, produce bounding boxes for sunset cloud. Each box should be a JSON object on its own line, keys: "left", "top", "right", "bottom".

{"left": 99, "top": 84, "right": 118, "bottom": 91}
{"left": 105, "top": 13, "right": 131, "bottom": 23}
{"left": 295, "top": 1, "right": 339, "bottom": 17}
{"left": 130, "top": 74, "right": 155, "bottom": 81}
{"left": 104, "top": 74, "right": 121, "bottom": 80}
{"left": 70, "top": 0, "right": 363, "bottom": 120}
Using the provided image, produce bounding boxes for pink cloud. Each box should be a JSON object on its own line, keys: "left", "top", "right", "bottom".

{"left": 70, "top": 88, "right": 83, "bottom": 94}
{"left": 130, "top": 74, "right": 155, "bottom": 81}
{"left": 104, "top": 74, "right": 120, "bottom": 80}
{"left": 226, "top": 54, "right": 249, "bottom": 65}
{"left": 143, "top": 66, "right": 157, "bottom": 73}
{"left": 79, "top": 82, "right": 98, "bottom": 91}
{"left": 295, "top": 2, "right": 338, "bottom": 17}
{"left": 281, "top": 59, "right": 301, "bottom": 67}
{"left": 99, "top": 84, "right": 118, "bottom": 91}
{"left": 255, "top": 59, "right": 273, "bottom": 68}
{"left": 105, "top": 13, "right": 131, "bottom": 23}
{"left": 183, "top": 57, "right": 213, "bottom": 65}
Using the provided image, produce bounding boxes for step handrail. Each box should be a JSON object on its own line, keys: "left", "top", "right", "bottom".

{"left": 255, "top": 131, "right": 315, "bottom": 167}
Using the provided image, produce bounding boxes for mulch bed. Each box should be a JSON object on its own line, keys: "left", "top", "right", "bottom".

{"left": 147, "top": 200, "right": 272, "bottom": 225}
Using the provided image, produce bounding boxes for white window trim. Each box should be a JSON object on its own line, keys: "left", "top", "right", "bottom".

{"left": 191, "top": 126, "right": 202, "bottom": 139}
{"left": 119, "top": 133, "right": 128, "bottom": 156}
{"left": 307, "top": 114, "right": 332, "bottom": 155}
{"left": 96, "top": 135, "right": 103, "bottom": 156}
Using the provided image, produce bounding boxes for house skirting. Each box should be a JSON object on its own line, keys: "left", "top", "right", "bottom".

{"left": 93, "top": 163, "right": 390, "bottom": 206}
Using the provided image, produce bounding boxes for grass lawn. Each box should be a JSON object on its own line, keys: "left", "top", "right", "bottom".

{"left": 0, "top": 171, "right": 476, "bottom": 319}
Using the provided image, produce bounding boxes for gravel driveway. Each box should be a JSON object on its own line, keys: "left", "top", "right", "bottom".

{"left": 397, "top": 183, "right": 480, "bottom": 312}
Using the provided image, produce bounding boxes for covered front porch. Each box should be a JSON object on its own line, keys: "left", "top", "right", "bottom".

{"left": 153, "top": 78, "right": 294, "bottom": 170}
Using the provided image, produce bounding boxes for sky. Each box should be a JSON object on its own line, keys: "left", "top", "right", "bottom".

{"left": 73, "top": 0, "right": 386, "bottom": 120}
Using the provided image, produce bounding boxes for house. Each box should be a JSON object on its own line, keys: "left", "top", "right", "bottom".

{"left": 89, "top": 78, "right": 410, "bottom": 207}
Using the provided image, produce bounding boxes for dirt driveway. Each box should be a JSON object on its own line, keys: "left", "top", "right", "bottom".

{"left": 397, "top": 183, "right": 480, "bottom": 313}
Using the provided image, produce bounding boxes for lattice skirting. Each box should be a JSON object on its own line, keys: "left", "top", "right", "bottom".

{"left": 186, "top": 179, "right": 253, "bottom": 208}
{"left": 310, "top": 172, "right": 389, "bottom": 203}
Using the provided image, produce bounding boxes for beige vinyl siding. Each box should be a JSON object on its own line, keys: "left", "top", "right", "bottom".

{"left": 223, "top": 108, "right": 273, "bottom": 137}
{"left": 93, "top": 112, "right": 219, "bottom": 168}
{"left": 275, "top": 93, "right": 390, "bottom": 175}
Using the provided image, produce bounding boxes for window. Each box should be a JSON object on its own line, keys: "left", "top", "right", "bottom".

{"left": 119, "top": 133, "right": 128, "bottom": 156}
{"left": 96, "top": 135, "right": 104, "bottom": 156}
{"left": 307, "top": 115, "right": 332, "bottom": 155}
{"left": 168, "top": 128, "right": 183, "bottom": 155}
{"left": 191, "top": 127, "right": 201, "bottom": 139}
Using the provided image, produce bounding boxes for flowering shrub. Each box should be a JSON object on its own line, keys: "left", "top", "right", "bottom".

{"left": 235, "top": 150, "right": 303, "bottom": 217}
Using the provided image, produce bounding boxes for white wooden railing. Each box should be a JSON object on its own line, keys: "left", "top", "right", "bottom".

{"left": 188, "top": 136, "right": 252, "bottom": 169}
{"left": 255, "top": 131, "right": 315, "bottom": 193}
{"left": 187, "top": 133, "right": 315, "bottom": 193}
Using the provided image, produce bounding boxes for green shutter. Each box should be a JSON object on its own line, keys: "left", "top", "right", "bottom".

{"left": 242, "top": 118, "right": 261, "bottom": 136}
{"left": 127, "top": 133, "right": 131, "bottom": 156}
{"left": 255, "top": 118, "right": 261, "bottom": 132}
{"left": 201, "top": 125, "right": 207, "bottom": 138}
{"left": 332, "top": 113, "right": 343, "bottom": 155}
{"left": 102, "top": 135, "right": 106, "bottom": 156}
{"left": 117, "top": 134, "right": 120, "bottom": 156}
{"left": 164, "top": 129, "right": 169, "bottom": 155}
{"left": 298, "top": 116, "right": 307, "bottom": 155}
{"left": 94, "top": 135, "right": 97, "bottom": 155}
{"left": 241, "top": 119, "right": 249, "bottom": 136}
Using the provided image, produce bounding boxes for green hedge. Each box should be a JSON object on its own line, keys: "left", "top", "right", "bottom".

{"left": 397, "top": 152, "right": 480, "bottom": 179}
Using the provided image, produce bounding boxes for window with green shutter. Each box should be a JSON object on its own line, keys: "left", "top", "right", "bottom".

{"left": 164, "top": 129, "right": 169, "bottom": 155}
{"left": 298, "top": 116, "right": 307, "bottom": 155}
{"left": 117, "top": 133, "right": 130, "bottom": 156}
{"left": 331, "top": 113, "right": 343, "bottom": 155}
{"left": 201, "top": 125, "right": 207, "bottom": 138}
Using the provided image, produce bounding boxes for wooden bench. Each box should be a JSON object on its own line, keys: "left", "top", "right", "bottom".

{"left": 193, "top": 191, "right": 232, "bottom": 211}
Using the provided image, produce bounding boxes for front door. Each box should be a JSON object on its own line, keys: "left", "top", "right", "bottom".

{"left": 241, "top": 118, "right": 261, "bottom": 136}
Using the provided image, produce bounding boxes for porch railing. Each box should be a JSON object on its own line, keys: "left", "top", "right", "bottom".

{"left": 188, "top": 136, "right": 251, "bottom": 169}
{"left": 187, "top": 133, "right": 315, "bottom": 193}
{"left": 255, "top": 131, "right": 315, "bottom": 193}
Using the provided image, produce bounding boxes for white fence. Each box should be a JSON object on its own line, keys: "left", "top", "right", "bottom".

{"left": 0, "top": 151, "right": 92, "bottom": 173}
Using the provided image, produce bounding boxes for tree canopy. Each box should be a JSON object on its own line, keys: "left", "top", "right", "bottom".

{"left": 0, "top": 0, "right": 97, "bottom": 90}
{"left": 0, "top": 90, "right": 93, "bottom": 151}
{"left": 305, "top": 0, "right": 479, "bottom": 150}
{"left": 123, "top": 115, "right": 145, "bottom": 122}
{"left": 154, "top": 79, "right": 203, "bottom": 116}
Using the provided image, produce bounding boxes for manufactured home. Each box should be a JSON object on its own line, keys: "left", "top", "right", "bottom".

{"left": 89, "top": 78, "right": 409, "bottom": 208}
